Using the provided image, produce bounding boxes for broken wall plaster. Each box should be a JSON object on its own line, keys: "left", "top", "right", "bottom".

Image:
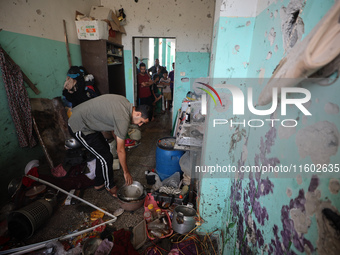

{"left": 214, "top": 93, "right": 231, "bottom": 113}
{"left": 266, "top": 51, "right": 272, "bottom": 60}
{"left": 328, "top": 178, "right": 340, "bottom": 194}
{"left": 225, "top": 114, "right": 340, "bottom": 254}
{"left": 268, "top": 27, "right": 276, "bottom": 46}
{"left": 268, "top": 175, "right": 340, "bottom": 254}
{"left": 278, "top": 123, "right": 296, "bottom": 139}
{"left": 306, "top": 190, "right": 340, "bottom": 255}
{"left": 280, "top": 0, "right": 305, "bottom": 52}
{"left": 296, "top": 121, "right": 339, "bottom": 165}
{"left": 286, "top": 187, "right": 292, "bottom": 197}
{"left": 296, "top": 175, "right": 302, "bottom": 184}
{"left": 258, "top": 68, "right": 265, "bottom": 84}
{"left": 290, "top": 208, "right": 312, "bottom": 234}
{"left": 228, "top": 127, "right": 277, "bottom": 253}
{"left": 324, "top": 102, "right": 339, "bottom": 115}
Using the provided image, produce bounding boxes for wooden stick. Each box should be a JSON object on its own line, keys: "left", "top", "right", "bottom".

{"left": 32, "top": 116, "right": 54, "bottom": 169}
{"left": 0, "top": 46, "right": 41, "bottom": 95}
{"left": 63, "top": 20, "right": 72, "bottom": 68}
{"left": 22, "top": 72, "right": 41, "bottom": 95}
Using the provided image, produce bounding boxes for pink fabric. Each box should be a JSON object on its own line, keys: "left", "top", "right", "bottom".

{"left": 51, "top": 164, "right": 67, "bottom": 178}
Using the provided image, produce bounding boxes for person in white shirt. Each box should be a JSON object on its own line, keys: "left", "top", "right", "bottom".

{"left": 159, "top": 71, "right": 171, "bottom": 111}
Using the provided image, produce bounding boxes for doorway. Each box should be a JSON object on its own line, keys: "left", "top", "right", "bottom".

{"left": 132, "top": 37, "right": 176, "bottom": 106}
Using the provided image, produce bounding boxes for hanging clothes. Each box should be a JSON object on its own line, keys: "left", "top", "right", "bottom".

{"left": 0, "top": 48, "right": 36, "bottom": 147}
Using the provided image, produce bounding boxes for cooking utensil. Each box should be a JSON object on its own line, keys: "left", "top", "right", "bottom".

{"left": 118, "top": 190, "right": 146, "bottom": 203}
{"left": 24, "top": 160, "right": 39, "bottom": 174}
{"left": 65, "top": 138, "right": 82, "bottom": 149}
{"left": 8, "top": 177, "right": 22, "bottom": 198}
{"left": 25, "top": 185, "right": 46, "bottom": 197}
{"left": 172, "top": 204, "right": 197, "bottom": 234}
{"left": 118, "top": 197, "right": 145, "bottom": 211}
{"left": 82, "top": 237, "right": 102, "bottom": 255}
{"left": 117, "top": 181, "right": 146, "bottom": 201}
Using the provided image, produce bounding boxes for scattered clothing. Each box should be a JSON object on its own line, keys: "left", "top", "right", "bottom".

{"left": 22, "top": 167, "right": 39, "bottom": 187}
{"left": 95, "top": 238, "right": 113, "bottom": 255}
{"left": 0, "top": 48, "right": 36, "bottom": 148}
{"left": 62, "top": 66, "right": 100, "bottom": 108}
{"left": 111, "top": 229, "right": 138, "bottom": 255}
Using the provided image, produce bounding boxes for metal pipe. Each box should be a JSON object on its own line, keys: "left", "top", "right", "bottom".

{"left": 26, "top": 175, "right": 117, "bottom": 219}
{"left": 2, "top": 176, "right": 118, "bottom": 255}
{"left": 2, "top": 218, "right": 116, "bottom": 255}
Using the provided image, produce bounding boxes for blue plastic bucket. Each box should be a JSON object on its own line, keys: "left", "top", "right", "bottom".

{"left": 156, "top": 137, "right": 185, "bottom": 181}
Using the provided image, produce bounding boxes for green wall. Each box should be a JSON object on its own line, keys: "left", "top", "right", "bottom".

{"left": 0, "top": 31, "right": 82, "bottom": 204}
{"left": 173, "top": 52, "right": 210, "bottom": 124}
{"left": 123, "top": 50, "right": 134, "bottom": 104}
{"left": 200, "top": 0, "right": 340, "bottom": 254}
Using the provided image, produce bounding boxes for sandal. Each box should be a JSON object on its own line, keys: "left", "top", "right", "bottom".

{"left": 106, "top": 186, "right": 118, "bottom": 198}
{"left": 95, "top": 184, "right": 105, "bottom": 191}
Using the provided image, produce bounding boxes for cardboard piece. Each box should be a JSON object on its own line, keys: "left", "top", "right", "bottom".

{"left": 90, "top": 6, "right": 113, "bottom": 21}
{"left": 75, "top": 20, "right": 108, "bottom": 40}
{"left": 111, "top": 11, "right": 126, "bottom": 34}
{"left": 75, "top": 7, "right": 125, "bottom": 44}
{"left": 108, "top": 30, "right": 122, "bottom": 45}
{"left": 103, "top": 19, "right": 122, "bottom": 44}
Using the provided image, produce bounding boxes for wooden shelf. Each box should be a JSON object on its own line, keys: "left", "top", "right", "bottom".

{"left": 108, "top": 62, "right": 122, "bottom": 66}
{"left": 107, "top": 53, "right": 123, "bottom": 57}
{"left": 80, "top": 40, "right": 126, "bottom": 96}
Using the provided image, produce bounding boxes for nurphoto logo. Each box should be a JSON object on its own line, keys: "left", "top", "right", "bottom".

{"left": 198, "top": 82, "right": 311, "bottom": 128}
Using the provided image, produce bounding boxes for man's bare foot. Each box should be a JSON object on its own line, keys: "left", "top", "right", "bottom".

{"left": 94, "top": 184, "right": 105, "bottom": 191}
{"left": 107, "top": 186, "right": 118, "bottom": 197}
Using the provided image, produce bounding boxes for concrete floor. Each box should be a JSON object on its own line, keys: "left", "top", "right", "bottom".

{"left": 5, "top": 111, "right": 173, "bottom": 253}
{"left": 3, "top": 111, "right": 219, "bottom": 254}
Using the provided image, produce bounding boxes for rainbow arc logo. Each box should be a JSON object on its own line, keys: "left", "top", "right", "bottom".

{"left": 197, "top": 82, "right": 223, "bottom": 115}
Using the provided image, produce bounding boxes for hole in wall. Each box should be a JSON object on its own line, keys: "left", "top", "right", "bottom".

{"left": 280, "top": 0, "right": 305, "bottom": 52}
{"left": 291, "top": 10, "right": 300, "bottom": 24}
{"left": 286, "top": 9, "right": 303, "bottom": 48}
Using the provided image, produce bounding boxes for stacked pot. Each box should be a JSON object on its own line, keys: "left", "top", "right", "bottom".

{"left": 117, "top": 181, "right": 146, "bottom": 211}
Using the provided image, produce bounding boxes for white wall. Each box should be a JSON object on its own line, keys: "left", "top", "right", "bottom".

{"left": 219, "top": 0, "right": 258, "bottom": 17}
{"left": 0, "top": 0, "right": 100, "bottom": 44}
{"left": 134, "top": 38, "right": 149, "bottom": 63}
{"left": 255, "top": 0, "right": 279, "bottom": 16}
{"left": 100, "top": 0, "right": 215, "bottom": 52}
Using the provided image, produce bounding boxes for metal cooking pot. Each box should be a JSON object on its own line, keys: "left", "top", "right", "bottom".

{"left": 65, "top": 138, "right": 82, "bottom": 149}
{"left": 8, "top": 177, "right": 22, "bottom": 198}
{"left": 117, "top": 181, "right": 146, "bottom": 201}
{"left": 172, "top": 204, "right": 197, "bottom": 234}
{"left": 118, "top": 197, "right": 145, "bottom": 212}
{"left": 82, "top": 237, "right": 102, "bottom": 255}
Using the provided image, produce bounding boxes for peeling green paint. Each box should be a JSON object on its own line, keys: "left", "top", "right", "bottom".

{"left": 200, "top": 0, "right": 340, "bottom": 254}
{"left": 0, "top": 30, "right": 83, "bottom": 203}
